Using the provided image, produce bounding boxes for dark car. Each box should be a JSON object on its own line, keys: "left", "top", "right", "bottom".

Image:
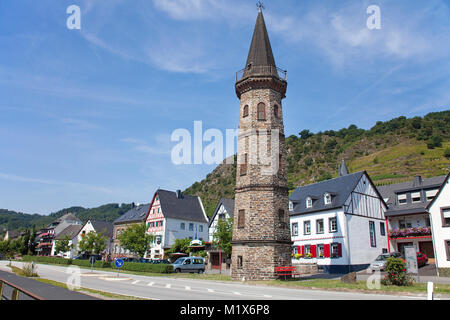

{"left": 151, "top": 259, "right": 170, "bottom": 264}
{"left": 73, "top": 253, "right": 102, "bottom": 261}
{"left": 121, "top": 257, "right": 140, "bottom": 263}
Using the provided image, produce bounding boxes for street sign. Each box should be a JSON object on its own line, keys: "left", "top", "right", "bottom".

{"left": 114, "top": 258, "right": 124, "bottom": 269}
{"left": 405, "top": 246, "right": 418, "bottom": 274}
{"left": 89, "top": 256, "right": 96, "bottom": 265}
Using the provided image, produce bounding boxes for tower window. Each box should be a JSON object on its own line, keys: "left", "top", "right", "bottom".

{"left": 243, "top": 105, "right": 249, "bottom": 118}
{"left": 274, "top": 105, "right": 279, "bottom": 118}
{"left": 257, "top": 103, "right": 266, "bottom": 120}
{"left": 278, "top": 209, "right": 285, "bottom": 224}
{"left": 237, "top": 256, "right": 243, "bottom": 268}
{"left": 278, "top": 153, "right": 282, "bottom": 174}
{"left": 240, "top": 153, "right": 248, "bottom": 176}
{"left": 238, "top": 210, "right": 245, "bottom": 229}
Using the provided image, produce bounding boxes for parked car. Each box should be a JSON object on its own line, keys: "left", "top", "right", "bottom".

{"left": 121, "top": 257, "right": 140, "bottom": 263}
{"left": 368, "top": 252, "right": 402, "bottom": 271}
{"left": 416, "top": 252, "right": 428, "bottom": 267}
{"left": 172, "top": 257, "right": 205, "bottom": 274}
{"left": 73, "top": 253, "right": 102, "bottom": 261}
{"left": 151, "top": 259, "right": 170, "bottom": 264}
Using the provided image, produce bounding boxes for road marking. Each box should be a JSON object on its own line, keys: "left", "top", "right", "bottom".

{"left": 132, "top": 280, "right": 140, "bottom": 285}
{"left": 147, "top": 282, "right": 154, "bottom": 286}
{"left": 165, "top": 284, "right": 171, "bottom": 289}
{"left": 207, "top": 289, "right": 214, "bottom": 293}
{"left": 233, "top": 292, "right": 242, "bottom": 295}
{"left": 264, "top": 295, "right": 272, "bottom": 298}
{"left": 185, "top": 286, "right": 191, "bottom": 291}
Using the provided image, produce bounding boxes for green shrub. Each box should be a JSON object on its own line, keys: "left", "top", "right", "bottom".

{"left": 120, "top": 262, "right": 173, "bottom": 273}
{"left": 72, "top": 259, "right": 111, "bottom": 268}
{"left": 444, "top": 148, "right": 450, "bottom": 159}
{"left": 381, "top": 257, "right": 413, "bottom": 286}
{"left": 22, "top": 255, "right": 71, "bottom": 265}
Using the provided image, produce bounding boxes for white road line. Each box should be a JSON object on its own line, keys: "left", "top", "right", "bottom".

{"left": 264, "top": 295, "right": 272, "bottom": 298}
{"left": 132, "top": 280, "right": 140, "bottom": 285}
{"left": 233, "top": 292, "right": 242, "bottom": 295}
{"left": 147, "top": 282, "right": 154, "bottom": 286}
{"left": 165, "top": 284, "right": 171, "bottom": 289}
{"left": 207, "top": 289, "right": 214, "bottom": 293}
{"left": 185, "top": 286, "right": 191, "bottom": 291}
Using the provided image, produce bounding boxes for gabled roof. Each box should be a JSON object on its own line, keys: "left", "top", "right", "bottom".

{"left": 377, "top": 175, "right": 447, "bottom": 216}
{"left": 208, "top": 198, "right": 235, "bottom": 227}
{"left": 89, "top": 220, "right": 114, "bottom": 238}
{"left": 54, "top": 225, "right": 82, "bottom": 240}
{"left": 56, "top": 212, "right": 81, "bottom": 224}
{"left": 113, "top": 204, "right": 150, "bottom": 224}
{"left": 156, "top": 189, "right": 208, "bottom": 224}
{"left": 289, "top": 171, "right": 365, "bottom": 216}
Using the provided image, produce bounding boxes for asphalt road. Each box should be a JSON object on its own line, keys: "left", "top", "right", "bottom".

{"left": 0, "top": 261, "right": 428, "bottom": 300}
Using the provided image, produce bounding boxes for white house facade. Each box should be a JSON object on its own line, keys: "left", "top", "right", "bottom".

{"left": 145, "top": 189, "right": 209, "bottom": 259}
{"left": 289, "top": 167, "right": 388, "bottom": 273}
{"left": 427, "top": 173, "right": 450, "bottom": 276}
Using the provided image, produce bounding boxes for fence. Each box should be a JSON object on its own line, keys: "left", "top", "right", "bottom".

{"left": 0, "top": 277, "right": 43, "bottom": 300}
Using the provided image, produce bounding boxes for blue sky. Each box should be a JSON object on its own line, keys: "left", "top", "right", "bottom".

{"left": 0, "top": 0, "right": 449, "bottom": 214}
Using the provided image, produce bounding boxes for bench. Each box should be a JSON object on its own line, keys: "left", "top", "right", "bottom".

{"left": 275, "top": 266, "right": 301, "bottom": 280}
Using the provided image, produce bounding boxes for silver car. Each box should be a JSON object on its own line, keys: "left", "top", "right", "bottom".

{"left": 172, "top": 257, "right": 205, "bottom": 274}
{"left": 369, "top": 252, "right": 402, "bottom": 271}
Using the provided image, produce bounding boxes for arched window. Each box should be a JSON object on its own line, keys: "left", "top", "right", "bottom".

{"left": 274, "top": 105, "right": 279, "bottom": 118}
{"left": 243, "top": 105, "right": 249, "bottom": 117}
{"left": 257, "top": 103, "right": 266, "bottom": 120}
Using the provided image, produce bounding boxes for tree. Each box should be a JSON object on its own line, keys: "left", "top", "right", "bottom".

{"left": 117, "top": 223, "right": 154, "bottom": 258}
{"left": 78, "top": 231, "right": 107, "bottom": 256}
{"left": 54, "top": 235, "right": 72, "bottom": 256}
{"left": 444, "top": 148, "right": 450, "bottom": 159}
{"left": 213, "top": 218, "right": 233, "bottom": 256}
{"left": 165, "top": 238, "right": 192, "bottom": 257}
{"left": 299, "top": 129, "right": 313, "bottom": 140}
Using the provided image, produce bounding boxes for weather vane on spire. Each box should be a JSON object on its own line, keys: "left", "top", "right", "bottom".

{"left": 256, "top": 1, "right": 265, "bottom": 12}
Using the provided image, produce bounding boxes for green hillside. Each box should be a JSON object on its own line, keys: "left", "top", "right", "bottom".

{"left": 0, "top": 203, "right": 134, "bottom": 233}
{"left": 184, "top": 111, "right": 450, "bottom": 217}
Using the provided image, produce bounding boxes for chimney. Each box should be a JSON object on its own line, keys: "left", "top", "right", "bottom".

{"left": 176, "top": 190, "right": 182, "bottom": 199}
{"left": 413, "top": 176, "right": 423, "bottom": 187}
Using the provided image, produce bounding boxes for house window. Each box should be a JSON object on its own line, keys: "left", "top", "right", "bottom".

{"left": 442, "top": 208, "right": 450, "bottom": 227}
{"left": 257, "top": 103, "right": 266, "bottom": 120}
{"left": 156, "top": 235, "right": 162, "bottom": 245}
{"left": 199, "top": 225, "right": 203, "bottom": 232}
{"left": 426, "top": 189, "right": 438, "bottom": 201}
{"left": 316, "top": 219, "right": 324, "bottom": 234}
{"left": 304, "top": 245, "right": 311, "bottom": 256}
{"left": 237, "top": 256, "right": 243, "bottom": 268}
{"left": 304, "top": 221, "right": 311, "bottom": 235}
{"left": 397, "top": 194, "right": 407, "bottom": 205}
{"left": 189, "top": 223, "right": 194, "bottom": 231}
{"left": 329, "top": 217, "right": 338, "bottom": 233}
{"left": 317, "top": 244, "right": 325, "bottom": 258}
{"left": 180, "top": 223, "right": 185, "bottom": 230}
{"left": 218, "top": 213, "right": 225, "bottom": 221}
{"left": 369, "top": 221, "right": 377, "bottom": 247}
{"left": 331, "top": 243, "right": 340, "bottom": 258}
{"left": 446, "top": 240, "right": 450, "bottom": 261}
{"left": 240, "top": 153, "right": 248, "bottom": 176}
{"left": 324, "top": 193, "right": 332, "bottom": 205}
{"left": 292, "top": 223, "right": 298, "bottom": 236}
{"left": 292, "top": 246, "right": 298, "bottom": 255}
{"left": 243, "top": 105, "right": 249, "bottom": 117}
{"left": 238, "top": 210, "right": 245, "bottom": 229}
{"left": 273, "top": 105, "right": 279, "bottom": 118}
{"left": 306, "top": 197, "right": 312, "bottom": 208}
{"left": 289, "top": 201, "right": 294, "bottom": 211}
{"left": 380, "top": 222, "right": 386, "bottom": 236}
{"left": 411, "top": 192, "right": 421, "bottom": 203}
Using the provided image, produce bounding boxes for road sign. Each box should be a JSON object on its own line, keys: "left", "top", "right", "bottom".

{"left": 114, "top": 258, "right": 124, "bottom": 269}
{"left": 405, "top": 246, "right": 418, "bottom": 274}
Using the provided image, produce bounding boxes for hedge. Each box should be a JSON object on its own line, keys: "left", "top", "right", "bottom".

{"left": 120, "top": 262, "right": 173, "bottom": 273}
{"left": 20, "top": 255, "right": 173, "bottom": 273}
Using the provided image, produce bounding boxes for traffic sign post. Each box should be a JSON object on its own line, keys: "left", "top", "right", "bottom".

{"left": 114, "top": 258, "right": 124, "bottom": 277}
{"left": 89, "top": 256, "right": 96, "bottom": 273}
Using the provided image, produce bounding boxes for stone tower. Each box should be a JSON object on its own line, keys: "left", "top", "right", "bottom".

{"left": 231, "top": 9, "right": 292, "bottom": 281}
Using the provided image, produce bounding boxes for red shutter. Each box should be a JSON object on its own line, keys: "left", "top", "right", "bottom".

{"left": 297, "top": 246, "right": 300, "bottom": 255}
{"left": 311, "top": 245, "right": 317, "bottom": 258}
{"left": 324, "top": 244, "right": 330, "bottom": 258}
{"left": 301, "top": 245, "right": 304, "bottom": 255}
{"left": 338, "top": 243, "right": 342, "bottom": 257}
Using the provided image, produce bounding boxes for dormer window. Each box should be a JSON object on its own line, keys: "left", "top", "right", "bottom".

{"left": 397, "top": 194, "right": 407, "bottom": 205}
{"left": 289, "top": 201, "right": 294, "bottom": 211}
{"left": 324, "top": 193, "right": 332, "bottom": 205}
{"left": 306, "top": 197, "right": 313, "bottom": 208}
{"left": 411, "top": 192, "right": 421, "bottom": 203}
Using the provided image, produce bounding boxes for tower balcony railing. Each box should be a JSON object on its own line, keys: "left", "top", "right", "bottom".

{"left": 236, "top": 65, "right": 287, "bottom": 82}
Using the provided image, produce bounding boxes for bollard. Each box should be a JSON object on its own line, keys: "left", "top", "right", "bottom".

{"left": 427, "top": 281, "right": 434, "bottom": 300}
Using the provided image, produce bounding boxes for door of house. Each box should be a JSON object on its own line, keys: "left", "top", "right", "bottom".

{"left": 419, "top": 241, "right": 434, "bottom": 260}
{"left": 211, "top": 253, "right": 220, "bottom": 269}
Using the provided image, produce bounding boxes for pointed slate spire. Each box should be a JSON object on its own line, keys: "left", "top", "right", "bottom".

{"left": 339, "top": 159, "right": 349, "bottom": 177}
{"left": 243, "top": 10, "right": 277, "bottom": 77}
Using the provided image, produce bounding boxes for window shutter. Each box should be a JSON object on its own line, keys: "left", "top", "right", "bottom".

{"left": 338, "top": 243, "right": 342, "bottom": 257}
{"left": 324, "top": 244, "right": 330, "bottom": 258}
{"left": 311, "top": 245, "right": 317, "bottom": 258}
{"left": 297, "top": 246, "right": 300, "bottom": 254}
{"left": 238, "top": 210, "right": 245, "bottom": 228}
{"left": 301, "top": 245, "right": 304, "bottom": 255}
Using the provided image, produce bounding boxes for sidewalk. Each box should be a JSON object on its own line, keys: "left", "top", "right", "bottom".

{"left": 0, "top": 269, "right": 99, "bottom": 300}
